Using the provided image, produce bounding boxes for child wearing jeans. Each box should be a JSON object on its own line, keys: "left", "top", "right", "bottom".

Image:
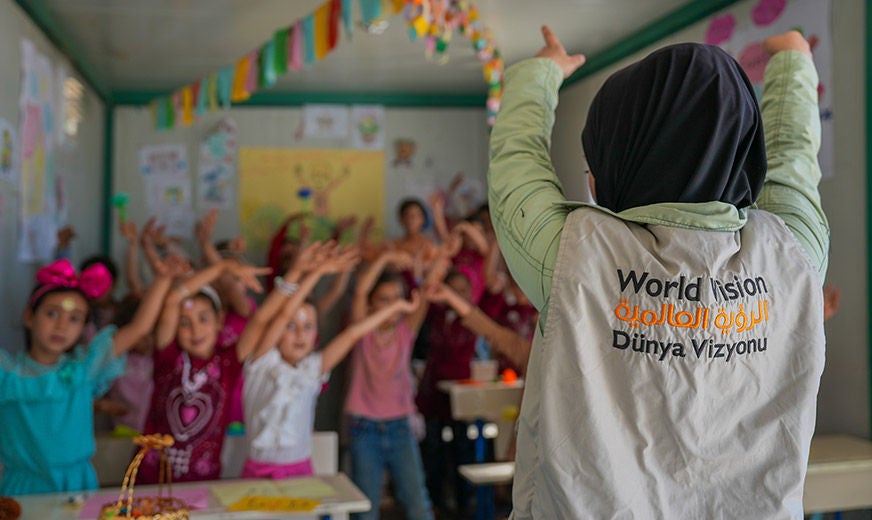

{"left": 345, "top": 249, "right": 441, "bottom": 520}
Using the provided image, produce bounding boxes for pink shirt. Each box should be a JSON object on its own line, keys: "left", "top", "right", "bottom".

{"left": 106, "top": 352, "right": 154, "bottom": 432}
{"left": 344, "top": 320, "right": 416, "bottom": 420}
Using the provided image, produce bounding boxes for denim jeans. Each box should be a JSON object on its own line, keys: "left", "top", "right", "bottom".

{"left": 349, "top": 415, "right": 434, "bottom": 520}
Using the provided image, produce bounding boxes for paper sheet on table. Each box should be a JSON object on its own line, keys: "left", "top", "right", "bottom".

{"left": 211, "top": 478, "right": 337, "bottom": 507}
{"left": 228, "top": 495, "right": 320, "bottom": 512}
{"left": 78, "top": 488, "right": 209, "bottom": 518}
{"left": 274, "top": 477, "right": 337, "bottom": 499}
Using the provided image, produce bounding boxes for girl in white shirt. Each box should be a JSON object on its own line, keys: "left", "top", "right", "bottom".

{"left": 238, "top": 241, "right": 419, "bottom": 479}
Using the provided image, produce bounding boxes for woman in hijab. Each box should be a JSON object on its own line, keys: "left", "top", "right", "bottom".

{"left": 488, "top": 27, "right": 827, "bottom": 519}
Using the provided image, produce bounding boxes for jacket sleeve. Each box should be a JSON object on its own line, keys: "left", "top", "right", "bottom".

{"left": 756, "top": 50, "right": 830, "bottom": 280}
{"left": 487, "top": 58, "right": 572, "bottom": 313}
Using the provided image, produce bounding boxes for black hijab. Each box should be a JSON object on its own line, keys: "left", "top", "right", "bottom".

{"left": 581, "top": 43, "right": 766, "bottom": 213}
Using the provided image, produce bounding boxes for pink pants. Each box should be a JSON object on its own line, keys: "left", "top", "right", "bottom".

{"left": 241, "top": 458, "right": 314, "bottom": 479}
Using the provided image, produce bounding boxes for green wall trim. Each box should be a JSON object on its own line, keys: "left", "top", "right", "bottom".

{"left": 101, "top": 105, "right": 114, "bottom": 256}
{"left": 14, "top": 0, "right": 110, "bottom": 103}
{"left": 866, "top": 0, "right": 872, "bottom": 436}
{"left": 112, "top": 90, "right": 488, "bottom": 108}
{"left": 562, "top": 0, "right": 745, "bottom": 86}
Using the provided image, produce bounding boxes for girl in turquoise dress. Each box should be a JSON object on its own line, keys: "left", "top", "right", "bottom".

{"left": 0, "top": 258, "right": 178, "bottom": 495}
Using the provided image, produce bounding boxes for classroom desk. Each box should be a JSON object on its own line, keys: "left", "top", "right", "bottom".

{"left": 455, "top": 435, "right": 872, "bottom": 518}
{"left": 458, "top": 462, "right": 515, "bottom": 486}
{"left": 11, "top": 473, "right": 370, "bottom": 519}
{"left": 804, "top": 434, "right": 872, "bottom": 515}
{"left": 438, "top": 379, "right": 524, "bottom": 520}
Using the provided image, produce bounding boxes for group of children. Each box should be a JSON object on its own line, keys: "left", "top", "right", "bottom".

{"left": 0, "top": 186, "right": 537, "bottom": 520}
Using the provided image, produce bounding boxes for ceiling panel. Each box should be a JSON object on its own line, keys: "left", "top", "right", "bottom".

{"left": 31, "top": 0, "right": 692, "bottom": 95}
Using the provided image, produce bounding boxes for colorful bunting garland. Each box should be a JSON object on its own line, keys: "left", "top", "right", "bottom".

{"left": 150, "top": 0, "right": 503, "bottom": 131}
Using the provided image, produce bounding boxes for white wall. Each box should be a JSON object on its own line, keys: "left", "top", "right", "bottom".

{"left": 111, "top": 105, "right": 489, "bottom": 265}
{"left": 112, "top": 104, "right": 487, "bottom": 430}
{"left": 0, "top": 0, "right": 106, "bottom": 353}
{"left": 549, "top": 0, "right": 868, "bottom": 436}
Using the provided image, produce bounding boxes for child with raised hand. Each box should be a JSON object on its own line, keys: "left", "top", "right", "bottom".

{"left": 430, "top": 193, "right": 491, "bottom": 304}
{"left": 345, "top": 248, "right": 440, "bottom": 520}
{"left": 119, "top": 218, "right": 146, "bottom": 298}
{"left": 424, "top": 282, "right": 532, "bottom": 375}
{"left": 138, "top": 258, "right": 270, "bottom": 484}
{"left": 239, "top": 242, "right": 416, "bottom": 479}
{"left": 0, "top": 258, "right": 178, "bottom": 495}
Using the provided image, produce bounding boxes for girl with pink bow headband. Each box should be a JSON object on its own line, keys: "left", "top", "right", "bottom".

{"left": 0, "top": 258, "right": 182, "bottom": 495}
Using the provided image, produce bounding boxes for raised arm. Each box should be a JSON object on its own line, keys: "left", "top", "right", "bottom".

{"left": 195, "top": 209, "right": 223, "bottom": 266}
{"left": 428, "top": 192, "right": 452, "bottom": 243}
{"left": 321, "top": 291, "right": 421, "bottom": 375}
{"left": 315, "top": 270, "right": 353, "bottom": 317}
{"left": 155, "top": 259, "right": 270, "bottom": 350}
{"left": 405, "top": 254, "right": 450, "bottom": 334}
{"left": 140, "top": 218, "right": 167, "bottom": 277}
{"left": 483, "top": 240, "right": 508, "bottom": 294}
{"left": 351, "top": 249, "right": 413, "bottom": 323}
{"left": 426, "top": 283, "right": 532, "bottom": 373}
{"left": 487, "top": 25, "right": 584, "bottom": 312}
{"left": 119, "top": 220, "right": 145, "bottom": 297}
{"left": 241, "top": 242, "right": 358, "bottom": 362}
{"left": 111, "top": 271, "right": 174, "bottom": 356}
{"left": 756, "top": 30, "right": 829, "bottom": 279}
{"left": 453, "top": 221, "right": 490, "bottom": 256}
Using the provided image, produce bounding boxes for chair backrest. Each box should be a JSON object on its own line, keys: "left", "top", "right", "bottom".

{"left": 311, "top": 430, "right": 338, "bottom": 475}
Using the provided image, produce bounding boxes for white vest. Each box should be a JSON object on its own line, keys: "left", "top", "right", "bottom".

{"left": 511, "top": 207, "right": 824, "bottom": 520}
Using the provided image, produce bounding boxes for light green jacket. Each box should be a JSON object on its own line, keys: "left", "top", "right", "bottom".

{"left": 488, "top": 51, "right": 829, "bottom": 324}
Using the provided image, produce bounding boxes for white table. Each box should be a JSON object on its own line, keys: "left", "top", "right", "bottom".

{"left": 458, "top": 462, "right": 515, "bottom": 486}
{"left": 12, "top": 473, "right": 370, "bottom": 519}
{"left": 437, "top": 379, "right": 523, "bottom": 461}
{"left": 803, "top": 434, "right": 872, "bottom": 515}
{"left": 438, "top": 379, "right": 524, "bottom": 520}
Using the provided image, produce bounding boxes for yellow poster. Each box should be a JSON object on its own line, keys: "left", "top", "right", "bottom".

{"left": 239, "top": 147, "right": 385, "bottom": 254}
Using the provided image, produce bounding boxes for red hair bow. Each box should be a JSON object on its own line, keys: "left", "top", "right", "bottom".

{"left": 33, "top": 259, "right": 113, "bottom": 301}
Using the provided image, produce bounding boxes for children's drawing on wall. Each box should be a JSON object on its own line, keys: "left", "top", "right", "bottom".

{"left": 238, "top": 147, "right": 385, "bottom": 258}
{"left": 198, "top": 118, "right": 237, "bottom": 210}
{"left": 139, "top": 144, "right": 188, "bottom": 177}
{"left": 18, "top": 39, "right": 58, "bottom": 262}
{"left": 706, "top": 0, "right": 833, "bottom": 178}
{"left": 302, "top": 104, "right": 350, "bottom": 139}
{"left": 295, "top": 160, "right": 350, "bottom": 220}
{"left": 351, "top": 105, "right": 385, "bottom": 150}
{"left": 393, "top": 138, "right": 417, "bottom": 167}
{"left": 146, "top": 175, "right": 193, "bottom": 238}
{"left": 140, "top": 143, "right": 193, "bottom": 237}
{"left": 0, "top": 119, "right": 17, "bottom": 184}
{"left": 446, "top": 172, "right": 485, "bottom": 220}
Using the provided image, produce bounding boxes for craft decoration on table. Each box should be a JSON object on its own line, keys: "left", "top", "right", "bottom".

{"left": 148, "top": 0, "right": 503, "bottom": 131}
{"left": 0, "top": 496, "right": 21, "bottom": 520}
{"left": 98, "top": 434, "right": 190, "bottom": 520}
